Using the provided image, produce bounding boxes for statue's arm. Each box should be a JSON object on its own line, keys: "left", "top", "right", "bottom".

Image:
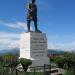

{"left": 27, "top": 3, "right": 32, "bottom": 12}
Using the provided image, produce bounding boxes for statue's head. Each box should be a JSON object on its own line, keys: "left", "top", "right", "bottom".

{"left": 31, "top": 0, "right": 35, "bottom": 3}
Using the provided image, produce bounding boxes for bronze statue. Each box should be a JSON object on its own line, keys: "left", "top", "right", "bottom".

{"left": 27, "top": 0, "right": 41, "bottom": 32}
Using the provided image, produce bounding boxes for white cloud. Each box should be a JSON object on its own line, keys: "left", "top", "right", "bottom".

{"left": 0, "top": 32, "right": 20, "bottom": 50}
{"left": 0, "top": 21, "right": 27, "bottom": 30}
{"left": 48, "top": 41, "right": 75, "bottom": 51}
{"left": 48, "top": 35, "right": 75, "bottom": 51}
{"left": 0, "top": 31, "right": 20, "bottom": 39}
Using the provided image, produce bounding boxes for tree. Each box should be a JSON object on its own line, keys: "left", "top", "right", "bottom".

{"left": 8, "top": 60, "right": 19, "bottom": 68}
{"left": 3, "top": 53, "right": 17, "bottom": 66}
{"left": 0, "top": 56, "right": 4, "bottom": 67}
{"left": 8, "top": 60, "right": 19, "bottom": 75}
{"left": 19, "top": 58, "right": 32, "bottom": 72}
{"left": 3, "top": 54, "right": 18, "bottom": 74}
{"left": 54, "top": 56, "right": 65, "bottom": 68}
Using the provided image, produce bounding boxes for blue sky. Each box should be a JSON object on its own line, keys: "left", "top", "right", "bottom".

{"left": 0, "top": 0, "right": 75, "bottom": 51}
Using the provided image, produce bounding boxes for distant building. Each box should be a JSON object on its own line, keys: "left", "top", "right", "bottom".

{"left": 47, "top": 49, "right": 64, "bottom": 58}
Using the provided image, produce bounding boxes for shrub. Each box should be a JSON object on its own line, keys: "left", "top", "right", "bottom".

{"left": 19, "top": 58, "right": 32, "bottom": 72}
{"left": 54, "top": 56, "right": 65, "bottom": 68}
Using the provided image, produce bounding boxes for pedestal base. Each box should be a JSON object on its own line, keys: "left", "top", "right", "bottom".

{"left": 20, "top": 32, "right": 50, "bottom": 67}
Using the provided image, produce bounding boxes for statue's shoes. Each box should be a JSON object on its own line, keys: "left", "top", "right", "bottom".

{"left": 35, "top": 30, "right": 42, "bottom": 33}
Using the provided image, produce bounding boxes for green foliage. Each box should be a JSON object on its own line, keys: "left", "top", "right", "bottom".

{"left": 8, "top": 60, "right": 19, "bottom": 68}
{"left": 50, "top": 57, "right": 54, "bottom": 62}
{"left": 53, "top": 52, "right": 75, "bottom": 69}
{"left": 0, "top": 56, "right": 4, "bottom": 66}
{"left": 19, "top": 58, "right": 32, "bottom": 66}
{"left": 63, "top": 52, "right": 75, "bottom": 69}
{"left": 64, "top": 70, "right": 74, "bottom": 75}
{"left": 63, "top": 52, "right": 75, "bottom": 61}
{"left": 0, "top": 54, "right": 19, "bottom": 75}
{"left": 19, "top": 58, "right": 32, "bottom": 72}
{"left": 3, "top": 53, "right": 17, "bottom": 66}
{"left": 54, "top": 56, "right": 65, "bottom": 68}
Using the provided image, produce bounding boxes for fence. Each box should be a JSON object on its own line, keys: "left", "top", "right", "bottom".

{"left": 0, "top": 64, "right": 51, "bottom": 75}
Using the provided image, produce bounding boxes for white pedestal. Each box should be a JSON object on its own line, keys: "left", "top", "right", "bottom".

{"left": 20, "top": 32, "right": 50, "bottom": 67}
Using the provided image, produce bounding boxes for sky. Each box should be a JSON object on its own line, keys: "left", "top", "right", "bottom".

{"left": 0, "top": 0, "right": 75, "bottom": 51}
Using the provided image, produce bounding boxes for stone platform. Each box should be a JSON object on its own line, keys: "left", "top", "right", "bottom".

{"left": 20, "top": 32, "right": 50, "bottom": 67}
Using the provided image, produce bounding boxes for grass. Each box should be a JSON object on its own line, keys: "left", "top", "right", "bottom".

{"left": 16, "top": 71, "right": 46, "bottom": 75}
{"left": 64, "top": 69, "right": 74, "bottom": 75}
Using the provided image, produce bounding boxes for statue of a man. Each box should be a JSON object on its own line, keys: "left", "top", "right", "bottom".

{"left": 27, "top": 0, "right": 41, "bottom": 32}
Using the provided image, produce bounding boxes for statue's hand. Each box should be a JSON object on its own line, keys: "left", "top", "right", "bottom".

{"left": 28, "top": 9, "right": 33, "bottom": 12}
{"left": 28, "top": 9, "right": 32, "bottom": 12}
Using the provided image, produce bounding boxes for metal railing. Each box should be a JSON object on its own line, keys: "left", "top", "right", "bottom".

{"left": 0, "top": 64, "right": 51, "bottom": 75}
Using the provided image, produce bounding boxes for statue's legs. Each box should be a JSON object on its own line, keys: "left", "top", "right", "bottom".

{"left": 27, "top": 20, "right": 31, "bottom": 32}
{"left": 34, "top": 21, "right": 38, "bottom": 32}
